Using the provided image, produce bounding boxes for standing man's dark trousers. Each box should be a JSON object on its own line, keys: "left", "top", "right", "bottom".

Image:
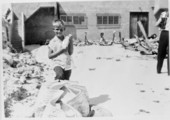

{"left": 157, "top": 30, "right": 169, "bottom": 73}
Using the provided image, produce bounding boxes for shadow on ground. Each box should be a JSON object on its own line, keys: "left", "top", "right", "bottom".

{"left": 89, "top": 94, "right": 111, "bottom": 105}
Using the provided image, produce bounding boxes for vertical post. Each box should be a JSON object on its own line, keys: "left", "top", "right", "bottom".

{"left": 119, "top": 31, "right": 121, "bottom": 41}
{"left": 113, "top": 31, "right": 116, "bottom": 42}
{"left": 57, "top": 2, "right": 60, "bottom": 19}
{"left": 85, "top": 32, "right": 87, "bottom": 45}
{"left": 54, "top": 2, "right": 57, "bottom": 16}
{"left": 168, "top": 3, "right": 170, "bottom": 75}
{"left": 9, "top": 10, "right": 13, "bottom": 43}
{"left": 54, "top": 2, "right": 60, "bottom": 19}
{"left": 21, "top": 12, "right": 25, "bottom": 50}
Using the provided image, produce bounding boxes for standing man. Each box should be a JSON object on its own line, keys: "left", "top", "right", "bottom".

{"left": 156, "top": 11, "right": 169, "bottom": 74}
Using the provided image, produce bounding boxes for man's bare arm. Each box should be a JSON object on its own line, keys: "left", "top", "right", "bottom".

{"left": 48, "top": 47, "right": 67, "bottom": 59}
{"left": 68, "top": 37, "right": 73, "bottom": 55}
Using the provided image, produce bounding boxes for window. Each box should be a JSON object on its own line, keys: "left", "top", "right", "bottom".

{"left": 96, "top": 14, "right": 121, "bottom": 28}
{"left": 79, "top": 16, "right": 85, "bottom": 25}
{"left": 73, "top": 16, "right": 79, "bottom": 24}
{"left": 114, "top": 16, "right": 119, "bottom": 24}
{"left": 109, "top": 16, "right": 113, "bottom": 24}
{"left": 97, "top": 16, "right": 102, "bottom": 24}
{"left": 67, "top": 16, "right": 72, "bottom": 23}
{"left": 103, "top": 16, "right": 107, "bottom": 24}
{"left": 60, "top": 14, "right": 87, "bottom": 28}
{"left": 60, "top": 16, "right": 66, "bottom": 22}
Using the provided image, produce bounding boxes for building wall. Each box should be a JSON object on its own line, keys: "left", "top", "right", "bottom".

{"left": 10, "top": 0, "right": 159, "bottom": 48}
{"left": 154, "top": 0, "right": 168, "bottom": 15}
{"left": 11, "top": 2, "right": 56, "bottom": 48}
{"left": 11, "top": 2, "right": 55, "bottom": 20}
{"left": 154, "top": 0, "right": 168, "bottom": 19}
{"left": 59, "top": 0, "right": 157, "bottom": 41}
{"left": 25, "top": 7, "right": 55, "bottom": 45}
{"left": 2, "top": 3, "right": 13, "bottom": 45}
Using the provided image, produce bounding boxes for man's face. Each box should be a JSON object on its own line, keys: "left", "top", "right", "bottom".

{"left": 162, "top": 11, "right": 169, "bottom": 18}
{"left": 53, "top": 22, "right": 65, "bottom": 38}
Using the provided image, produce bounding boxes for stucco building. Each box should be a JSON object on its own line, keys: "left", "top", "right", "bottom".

{"left": 2, "top": 0, "right": 169, "bottom": 51}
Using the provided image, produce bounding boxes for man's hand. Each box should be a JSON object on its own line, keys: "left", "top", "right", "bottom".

{"left": 62, "top": 34, "right": 72, "bottom": 49}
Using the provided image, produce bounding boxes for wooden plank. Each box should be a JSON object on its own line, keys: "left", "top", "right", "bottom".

{"left": 137, "top": 21, "right": 152, "bottom": 51}
{"left": 168, "top": 3, "right": 170, "bottom": 76}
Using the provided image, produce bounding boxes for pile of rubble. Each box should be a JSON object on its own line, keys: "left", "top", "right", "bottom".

{"left": 3, "top": 42, "right": 113, "bottom": 118}
{"left": 73, "top": 38, "right": 97, "bottom": 46}
{"left": 121, "top": 33, "right": 158, "bottom": 55}
{"left": 121, "top": 21, "right": 159, "bottom": 56}
{"left": 73, "top": 22, "right": 159, "bottom": 53}
{"left": 73, "top": 31, "right": 115, "bottom": 46}
{"left": 73, "top": 37, "right": 115, "bottom": 46}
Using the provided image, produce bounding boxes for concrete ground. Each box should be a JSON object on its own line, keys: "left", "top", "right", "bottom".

{"left": 24, "top": 44, "right": 170, "bottom": 120}
{"left": 69, "top": 44, "right": 170, "bottom": 120}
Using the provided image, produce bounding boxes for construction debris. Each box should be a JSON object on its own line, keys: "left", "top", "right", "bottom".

{"left": 121, "top": 35, "right": 158, "bottom": 55}
{"left": 120, "top": 21, "right": 159, "bottom": 55}
{"left": 3, "top": 42, "right": 113, "bottom": 118}
{"left": 73, "top": 32, "right": 115, "bottom": 46}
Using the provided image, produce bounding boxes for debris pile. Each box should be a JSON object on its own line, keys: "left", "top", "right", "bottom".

{"left": 3, "top": 43, "right": 113, "bottom": 118}
{"left": 121, "top": 21, "right": 159, "bottom": 55}
{"left": 73, "top": 32, "right": 115, "bottom": 46}
{"left": 3, "top": 44, "right": 53, "bottom": 117}
{"left": 121, "top": 34, "right": 158, "bottom": 55}
{"left": 73, "top": 38, "right": 98, "bottom": 46}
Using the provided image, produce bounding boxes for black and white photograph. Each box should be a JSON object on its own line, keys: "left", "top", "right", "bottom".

{"left": 1, "top": 0, "right": 170, "bottom": 119}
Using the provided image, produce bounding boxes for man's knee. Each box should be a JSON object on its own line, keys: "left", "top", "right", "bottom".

{"left": 64, "top": 70, "right": 71, "bottom": 80}
{"left": 54, "top": 66, "right": 64, "bottom": 80}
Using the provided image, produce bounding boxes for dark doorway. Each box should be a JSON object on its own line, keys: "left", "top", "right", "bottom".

{"left": 130, "top": 12, "right": 149, "bottom": 38}
{"left": 25, "top": 7, "right": 55, "bottom": 45}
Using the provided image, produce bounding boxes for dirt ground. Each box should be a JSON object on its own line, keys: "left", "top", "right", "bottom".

{"left": 11, "top": 44, "right": 170, "bottom": 119}
{"left": 69, "top": 44, "right": 170, "bottom": 120}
